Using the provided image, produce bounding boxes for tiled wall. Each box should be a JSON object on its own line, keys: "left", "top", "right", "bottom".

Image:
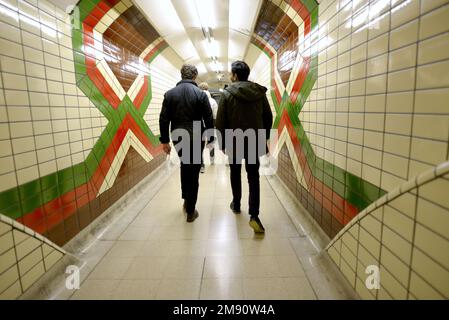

{"left": 0, "top": 0, "right": 182, "bottom": 246}
{"left": 0, "top": 214, "right": 64, "bottom": 299}
{"left": 246, "top": 0, "right": 449, "bottom": 238}
{"left": 247, "top": 43, "right": 277, "bottom": 114}
{"left": 327, "top": 162, "right": 449, "bottom": 299}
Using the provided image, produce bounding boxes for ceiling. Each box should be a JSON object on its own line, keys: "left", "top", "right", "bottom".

{"left": 48, "top": 0, "right": 264, "bottom": 87}
{"left": 133, "top": 0, "right": 263, "bottom": 87}
{"left": 47, "top": 0, "right": 79, "bottom": 13}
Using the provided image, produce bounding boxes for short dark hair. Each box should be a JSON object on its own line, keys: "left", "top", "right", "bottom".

{"left": 181, "top": 64, "right": 198, "bottom": 80}
{"left": 231, "top": 61, "right": 250, "bottom": 81}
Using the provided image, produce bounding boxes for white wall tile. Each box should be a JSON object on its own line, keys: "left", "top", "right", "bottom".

{"left": 419, "top": 3, "right": 449, "bottom": 39}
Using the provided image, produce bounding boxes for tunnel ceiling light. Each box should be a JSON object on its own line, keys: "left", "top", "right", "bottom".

{"left": 203, "top": 38, "right": 220, "bottom": 60}
{"left": 202, "top": 26, "right": 213, "bottom": 41}
{"left": 210, "top": 60, "right": 223, "bottom": 73}
{"left": 194, "top": 0, "right": 222, "bottom": 76}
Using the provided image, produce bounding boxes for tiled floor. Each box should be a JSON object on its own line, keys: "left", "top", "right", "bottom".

{"left": 60, "top": 162, "right": 357, "bottom": 300}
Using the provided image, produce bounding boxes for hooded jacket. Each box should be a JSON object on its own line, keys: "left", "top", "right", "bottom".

{"left": 215, "top": 81, "right": 273, "bottom": 157}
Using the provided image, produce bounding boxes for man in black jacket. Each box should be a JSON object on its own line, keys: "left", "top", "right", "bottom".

{"left": 215, "top": 61, "right": 273, "bottom": 233}
{"left": 159, "top": 64, "right": 214, "bottom": 223}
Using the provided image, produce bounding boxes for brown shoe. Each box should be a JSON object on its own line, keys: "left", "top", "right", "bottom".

{"left": 186, "top": 210, "right": 199, "bottom": 223}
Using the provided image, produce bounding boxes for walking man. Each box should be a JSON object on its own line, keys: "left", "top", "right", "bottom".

{"left": 216, "top": 61, "right": 273, "bottom": 233}
{"left": 199, "top": 82, "right": 218, "bottom": 171}
{"left": 159, "top": 64, "right": 214, "bottom": 222}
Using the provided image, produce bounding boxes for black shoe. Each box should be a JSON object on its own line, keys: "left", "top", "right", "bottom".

{"left": 249, "top": 216, "right": 265, "bottom": 233}
{"left": 186, "top": 210, "right": 199, "bottom": 223}
{"left": 230, "top": 201, "right": 241, "bottom": 214}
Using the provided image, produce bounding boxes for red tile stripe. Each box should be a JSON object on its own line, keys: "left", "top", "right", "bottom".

{"left": 290, "top": 57, "right": 311, "bottom": 104}
{"left": 131, "top": 40, "right": 169, "bottom": 109}
{"left": 20, "top": 114, "right": 163, "bottom": 234}
{"left": 83, "top": 22, "right": 122, "bottom": 109}
{"left": 253, "top": 2, "right": 359, "bottom": 226}
{"left": 83, "top": 3, "right": 166, "bottom": 110}
{"left": 290, "top": 0, "right": 310, "bottom": 22}
{"left": 278, "top": 111, "right": 359, "bottom": 225}
{"left": 143, "top": 40, "right": 168, "bottom": 62}
{"left": 304, "top": 16, "right": 311, "bottom": 35}
{"left": 16, "top": 0, "right": 167, "bottom": 235}
{"left": 133, "top": 76, "right": 148, "bottom": 109}
{"left": 251, "top": 36, "right": 282, "bottom": 104}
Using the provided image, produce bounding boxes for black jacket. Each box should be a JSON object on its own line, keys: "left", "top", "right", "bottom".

{"left": 159, "top": 80, "right": 214, "bottom": 144}
{"left": 216, "top": 81, "right": 273, "bottom": 158}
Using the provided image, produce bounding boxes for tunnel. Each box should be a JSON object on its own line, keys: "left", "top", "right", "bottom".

{"left": 0, "top": 0, "right": 448, "bottom": 301}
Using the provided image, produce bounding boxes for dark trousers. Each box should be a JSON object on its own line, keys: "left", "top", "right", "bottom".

{"left": 180, "top": 163, "right": 201, "bottom": 214}
{"left": 177, "top": 141, "right": 205, "bottom": 214}
{"left": 229, "top": 159, "right": 260, "bottom": 216}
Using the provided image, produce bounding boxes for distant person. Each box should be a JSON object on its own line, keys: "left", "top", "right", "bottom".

{"left": 159, "top": 64, "right": 214, "bottom": 223}
{"left": 199, "top": 82, "right": 218, "bottom": 170}
{"left": 216, "top": 61, "right": 273, "bottom": 233}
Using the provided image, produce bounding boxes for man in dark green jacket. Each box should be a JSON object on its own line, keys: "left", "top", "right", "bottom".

{"left": 215, "top": 61, "right": 273, "bottom": 233}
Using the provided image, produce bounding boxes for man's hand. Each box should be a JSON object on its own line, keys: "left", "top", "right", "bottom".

{"left": 162, "top": 143, "right": 171, "bottom": 155}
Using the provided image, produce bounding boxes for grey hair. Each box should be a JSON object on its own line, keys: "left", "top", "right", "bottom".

{"left": 181, "top": 64, "right": 198, "bottom": 80}
{"left": 198, "top": 82, "right": 209, "bottom": 91}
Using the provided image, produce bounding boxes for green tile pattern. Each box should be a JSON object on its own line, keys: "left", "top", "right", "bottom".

{"left": 253, "top": 2, "right": 386, "bottom": 212}
{"left": 0, "top": 0, "right": 165, "bottom": 221}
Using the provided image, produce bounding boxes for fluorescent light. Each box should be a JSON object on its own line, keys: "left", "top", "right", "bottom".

{"left": 193, "top": 0, "right": 222, "bottom": 75}
{"left": 203, "top": 38, "right": 220, "bottom": 59}
{"left": 210, "top": 60, "right": 223, "bottom": 73}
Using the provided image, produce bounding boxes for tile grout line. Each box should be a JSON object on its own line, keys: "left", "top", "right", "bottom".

{"left": 265, "top": 175, "right": 320, "bottom": 299}
{"left": 198, "top": 256, "right": 206, "bottom": 300}
{"left": 67, "top": 162, "right": 176, "bottom": 299}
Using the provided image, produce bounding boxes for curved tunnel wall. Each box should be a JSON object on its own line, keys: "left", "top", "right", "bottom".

{"left": 0, "top": 0, "right": 449, "bottom": 300}
{"left": 0, "top": 213, "right": 65, "bottom": 299}
{"left": 326, "top": 162, "right": 449, "bottom": 299}
{"left": 0, "top": 0, "right": 184, "bottom": 246}
{"left": 245, "top": 0, "right": 449, "bottom": 238}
